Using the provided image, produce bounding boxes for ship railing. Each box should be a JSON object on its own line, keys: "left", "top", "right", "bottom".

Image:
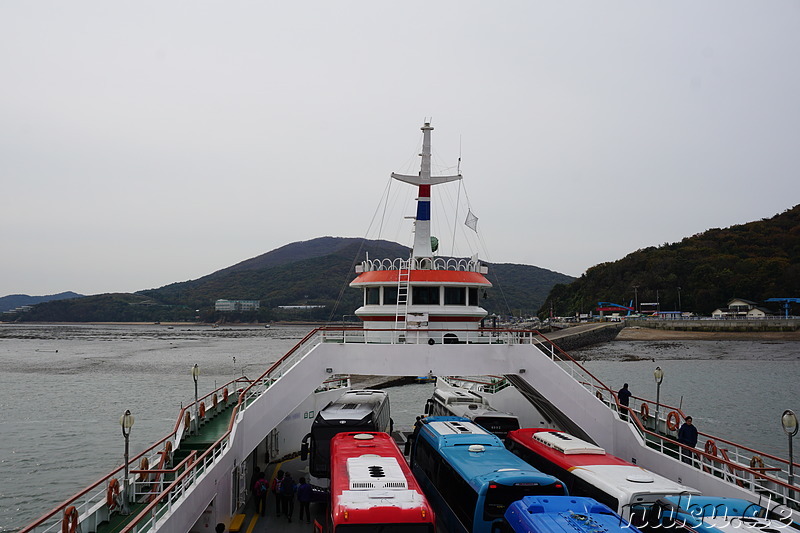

{"left": 316, "top": 325, "right": 548, "bottom": 346}
{"left": 18, "top": 372, "right": 248, "bottom": 533}
{"left": 357, "top": 256, "right": 485, "bottom": 273}
{"left": 532, "top": 332, "right": 800, "bottom": 513}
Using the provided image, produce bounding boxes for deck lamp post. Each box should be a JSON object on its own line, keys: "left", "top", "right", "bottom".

{"left": 653, "top": 367, "right": 664, "bottom": 431}
{"left": 192, "top": 364, "right": 200, "bottom": 433}
{"left": 782, "top": 409, "right": 798, "bottom": 488}
{"left": 120, "top": 409, "right": 135, "bottom": 515}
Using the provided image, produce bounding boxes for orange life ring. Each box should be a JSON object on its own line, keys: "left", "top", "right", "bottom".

{"left": 62, "top": 505, "right": 79, "bottom": 533}
{"left": 705, "top": 439, "right": 718, "bottom": 457}
{"left": 106, "top": 478, "right": 120, "bottom": 509}
{"left": 596, "top": 391, "right": 604, "bottom": 401}
{"left": 199, "top": 401, "right": 206, "bottom": 418}
{"left": 750, "top": 455, "right": 764, "bottom": 469}
{"left": 184, "top": 411, "right": 191, "bottom": 429}
{"left": 666, "top": 411, "right": 680, "bottom": 431}
{"left": 138, "top": 457, "right": 150, "bottom": 482}
{"left": 164, "top": 440, "right": 173, "bottom": 455}
{"left": 213, "top": 393, "right": 218, "bottom": 408}
{"left": 223, "top": 388, "right": 229, "bottom": 402}
{"left": 640, "top": 403, "right": 650, "bottom": 419}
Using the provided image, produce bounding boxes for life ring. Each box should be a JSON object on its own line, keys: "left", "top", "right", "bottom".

{"left": 596, "top": 391, "right": 604, "bottom": 401}
{"left": 106, "top": 478, "right": 120, "bottom": 509}
{"left": 138, "top": 456, "right": 150, "bottom": 482}
{"left": 223, "top": 388, "right": 229, "bottom": 402}
{"left": 184, "top": 411, "right": 191, "bottom": 429}
{"left": 666, "top": 411, "right": 680, "bottom": 431}
{"left": 199, "top": 401, "right": 206, "bottom": 418}
{"left": 164, "top": 440, "right": 173, "bottom": 455}
{"left": 640, "top": 403, "right": 650, "bottom": 419}
{"left": 705, "top": 439, "right": 718, "bottom": 457}
{"left": 750, "top": 455, "right": 764, "bottom": 469}
{"left": 212, "top": 393, "right": 218, "bottom": 408}
{"left": 62, "top": 505, "right": 79, "bottom": 533}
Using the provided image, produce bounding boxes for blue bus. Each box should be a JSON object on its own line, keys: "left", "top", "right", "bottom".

{"left": 504, "top": 496, "right": 642, "bottom": 533}
{"left": 407, "top": 416, "right": 567, "bottom": 533}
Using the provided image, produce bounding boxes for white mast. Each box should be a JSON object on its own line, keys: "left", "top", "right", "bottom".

{"left": 391, "top": 122, "right": 461, "bottom": 265}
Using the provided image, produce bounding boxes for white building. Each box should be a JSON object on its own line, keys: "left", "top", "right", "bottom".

{"left": 215, "top": 299, "right": 260, "bottom": 312}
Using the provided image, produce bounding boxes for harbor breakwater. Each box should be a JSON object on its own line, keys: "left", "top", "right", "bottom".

{"left": 632, "top": 318, "right": 800, "bottom": 332}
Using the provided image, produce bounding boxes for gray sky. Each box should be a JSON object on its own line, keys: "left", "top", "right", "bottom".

{"left": 2, "top": 2, "right": 799, "bottom": 297}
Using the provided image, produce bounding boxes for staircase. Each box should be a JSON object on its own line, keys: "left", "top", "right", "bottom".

{"left": 395, "top": 259, "right": 411, "bottom": 334}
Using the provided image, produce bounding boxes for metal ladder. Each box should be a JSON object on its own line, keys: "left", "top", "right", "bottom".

{"left": 395, "top": 259, "right": 411, "bottom": 338}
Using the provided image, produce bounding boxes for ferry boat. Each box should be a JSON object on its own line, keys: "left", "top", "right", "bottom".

{"left": 19, "top": 123, "right": 800, "bottom": 533}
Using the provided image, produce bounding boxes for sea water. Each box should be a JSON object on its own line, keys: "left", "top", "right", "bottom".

{"left": 1, "top": 324, "right": 798, "bottom": 531}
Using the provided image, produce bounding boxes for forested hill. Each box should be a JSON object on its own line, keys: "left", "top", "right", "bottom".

{"left": 541, "top": 205, "right": 800, "bottom": 317}
{"left": 0, "top": 291, "right": 83, "bottom": 313}
{"left": 13, "top": 237, "right": 573, "bottom": 322}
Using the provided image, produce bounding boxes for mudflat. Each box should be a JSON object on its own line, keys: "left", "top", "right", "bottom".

{"left": 618, "top": 326, "right": 800, "bottom": 342}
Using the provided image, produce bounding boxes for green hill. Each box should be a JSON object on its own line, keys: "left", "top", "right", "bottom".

{"left": 0, "top": 291, "right": 83, "bottom": 313}
{"left": 541, "top": 205, "right": 800, "bottom": 317}
{"left": 13, "top": 237, "right": 573, "bottom": 323}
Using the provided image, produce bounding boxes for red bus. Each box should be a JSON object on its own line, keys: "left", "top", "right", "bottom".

{"left": 329, "top": 432, "right": 435, "bottom": 533}
{"left": 505, "top": 428, "right": 700, "bottom": 530}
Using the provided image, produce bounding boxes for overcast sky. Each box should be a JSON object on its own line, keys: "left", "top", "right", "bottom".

{"left": 2, "top": 2, "right": 799, "bottom": 297}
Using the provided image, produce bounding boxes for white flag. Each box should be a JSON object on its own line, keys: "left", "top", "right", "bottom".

{"left": 465, "top": 210, "right": 478, "bottom": 232}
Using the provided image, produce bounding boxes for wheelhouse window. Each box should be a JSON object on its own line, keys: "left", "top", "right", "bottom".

{"left": 444, "top": 287, "right": 466, "bottom": 305}
{"left": 412, "top": 286, "right": 440, "bottom": 305}
{"left": 468, "top": 288, "right": 478, "bottom": 306}
{"left": 366, "top": 287, "right": 380, "bottom": 305}
{"left": 384, "top": 287, "right": 398, "bottom": 305}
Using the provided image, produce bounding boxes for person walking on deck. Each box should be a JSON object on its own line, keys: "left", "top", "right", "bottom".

{"left": 253, "top": 472, "right": 268, "bottom": 516}
{"left": 297, "top": 476, "right": 313, "bottom": 524}
{"left": 617, "top": 383, "right": 632, "bottom": 420}
{"left": 280, "top": 471, "right": 296, "bottom": 522}
{"left": 271, "top": 470, "right": 284, "bottom": 517}
{"left": 677, "top": 416, "right": 698, "bottom": 465}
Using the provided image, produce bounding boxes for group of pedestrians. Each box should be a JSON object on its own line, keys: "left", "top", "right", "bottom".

{"left": 250, "top": 467, "right": 314, "bottom": 523}
{"left": 616, "top": 382, "right": 698, "bottom": 464}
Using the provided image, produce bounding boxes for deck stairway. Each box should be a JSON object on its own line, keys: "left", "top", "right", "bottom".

{"left": 394, "top": 259, "right": 410, "bottom": 332}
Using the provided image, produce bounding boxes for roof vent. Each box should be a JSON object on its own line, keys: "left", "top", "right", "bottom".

{"left": 468, "top": 444, "right": 485, "bottom": 453}
{"left": 347, "top": 456, "right": 408, "bottom": 490}
{"left": 533, "top": 431, "right": 605, "bottom": 455}
{"left": 626, "top": 474, "right": 654, "bottom": 483}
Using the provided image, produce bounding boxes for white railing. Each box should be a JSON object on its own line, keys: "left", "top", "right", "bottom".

{"left": 530, "top": 334, "right": 800, "bottom": 515}
{"left": 358, "top": 256, "right": 485, "bottom": 273}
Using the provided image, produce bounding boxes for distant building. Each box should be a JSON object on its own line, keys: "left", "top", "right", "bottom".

{"left": 2, "top": 305, "right": 33, "bottom": 315}
{"left": 215, "top": 299, "right": 260, "bottom": 312}
{"left": 277, "top": 305, "right": 326, "bottom": 310}
{"left": 711, "top": 298, "right": 773, "bottom": 318}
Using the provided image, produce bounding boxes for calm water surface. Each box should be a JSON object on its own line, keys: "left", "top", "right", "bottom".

{"left": 1, "top": 324, "right": 798, "bottom": 531}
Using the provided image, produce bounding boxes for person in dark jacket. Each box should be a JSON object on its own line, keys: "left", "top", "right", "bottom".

{"left": 280, "top": 472, "right": 296, "bottom": 522}
{"left": 296, "top": 476, "right": 313, "bottom": 524}
{"left": 617, "top": 383, "right": 632, "bottom": 419}
{"left": 271, "top": 470, "right": 284, "bottom": 517}
{"left": 677, "top": 416, "right": 698, "bottom": 465}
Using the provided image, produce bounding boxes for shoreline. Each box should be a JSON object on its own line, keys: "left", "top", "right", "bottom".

{"left": 3, "top": 321, "right": 800, "bottom": 342}
{"left": 616, "top": 326, "right": 800, "bottom": 341}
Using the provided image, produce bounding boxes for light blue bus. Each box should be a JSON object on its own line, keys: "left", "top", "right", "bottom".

{"left": 505, "top": 496, "right": 642, "bottom": 533}
{"left": 407, "top": 416, "right": 567, "bottom": 533}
